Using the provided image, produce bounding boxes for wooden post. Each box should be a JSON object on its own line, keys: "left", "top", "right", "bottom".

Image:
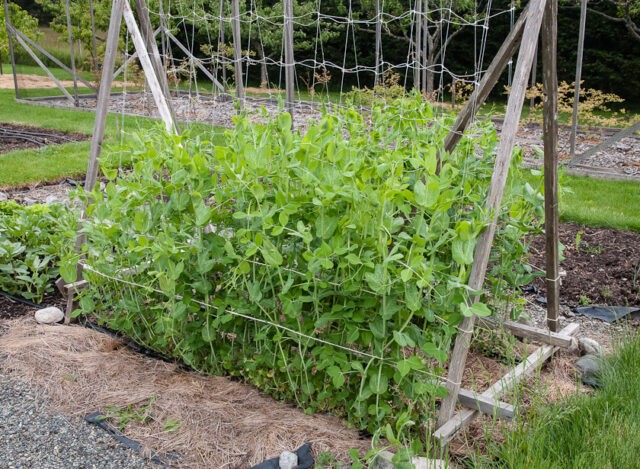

{"left": 64, "top": 0, "right": 79, "bottom": 106}
{"left": 218, "top": 0, "right": 227, "bottom": 90}
{"left": 570, "top": 0, "right": 587, "bottom": 157}
{"left": 529, "top": 43, "right": 538, "bottom": 113}
{"left": 542, "top": 0, "right": 560, "bottom": 332}
{"left": 414, "top": 0, "right": 422, "bottom": 91}
{"left": 421, "top": 0, "right": 428, "bottom": 94}
{"left": 88, "top": 0, "right": 99, "bottom": 73}
{"left": 122, "top": 1, "right": 175, "bottom": 133}
{"left": 436, "top": 0, "right": 548, "bottom": 429}
{"left": 375, "top": 0, "right": 382, "bottom": 86}
{"left": 134, "top": 0, "right": 180, "bottom": 134}
{"left": 3, "top": 0, "right": 21, "bottom": 98}
{"left": 443, "top": 0, "right": 532, "bottom": 154}
{"left": 231, "top": 0, "right": 244, "bottom": 104}
{"left": 70, "top": 0, "right": 126, "bottom": 324}
{"left": 283, "top": 0, "right": 295, "bottom": 115}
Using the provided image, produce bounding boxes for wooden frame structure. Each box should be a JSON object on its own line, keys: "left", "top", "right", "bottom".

{"left": 59, "top": 0, "right": 570, "bottom": 451}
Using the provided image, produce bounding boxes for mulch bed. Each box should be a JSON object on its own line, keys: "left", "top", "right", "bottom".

{"left": 0, "top": 122, "right": 88, "bottom": 154}
{"left": 529, "top": 223, "right": 640, "bottom": 307}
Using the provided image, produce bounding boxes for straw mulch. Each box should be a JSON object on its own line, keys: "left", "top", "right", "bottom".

{"left": 0, "top": 318, "right": 371, "bottom": 468}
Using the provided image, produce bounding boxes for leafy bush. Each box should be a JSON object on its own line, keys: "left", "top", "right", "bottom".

{"left": 70, "top": 95, "right": 542, "bottom": 440}
{"left": 0, "top": 201, "right": 76, "bottom": 302}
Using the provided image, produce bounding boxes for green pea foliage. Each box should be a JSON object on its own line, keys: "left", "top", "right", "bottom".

{"left": 0, "top": 201, "right": 76, "bottom": 303}
{"left": 68, "top": 95, "right": 542, "bottom": 439}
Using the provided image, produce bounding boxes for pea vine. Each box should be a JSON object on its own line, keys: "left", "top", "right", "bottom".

{"left": 65, "top": 95, "right": 543, "bottom": 443}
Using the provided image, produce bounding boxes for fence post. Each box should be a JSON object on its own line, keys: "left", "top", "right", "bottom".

{"left": 283, "top": 0, "right": 296, "bottom": 115}
{"left": 231, "top": 0, "right": 244, "bottom": 105}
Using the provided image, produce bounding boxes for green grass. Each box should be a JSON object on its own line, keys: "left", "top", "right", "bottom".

{"left": 0, "top": 89, "right": 223, "bottom": 188}
{"left": 471, "top": 332, "right": 640, "bottom": 469}
{"left": 559, "top": 174, "right": 640, "bottom": 232}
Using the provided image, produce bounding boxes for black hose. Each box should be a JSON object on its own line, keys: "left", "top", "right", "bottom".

{"left": 0, "top": 290, "right": 45, "bottom": 309}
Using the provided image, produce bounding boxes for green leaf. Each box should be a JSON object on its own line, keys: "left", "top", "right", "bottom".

{"left": 414, "top": 178, "right": 439, "bottom": 208}
{"left": 260, "top": 239, "right": 283, "bottom": 267}
{"left": 393, "top": 330, "right": 416, "bottom": 347}
{"left": 369, "top": 372, "right": 388, "bottom": 395}
{"left": 452, "top": 238, "right": 475, "bottom": 265}
{"left": 460, "top": 301, "right": 492, "bottom": 318}
{"left": 327, "top": 365, "right": 345, "bottom": 388}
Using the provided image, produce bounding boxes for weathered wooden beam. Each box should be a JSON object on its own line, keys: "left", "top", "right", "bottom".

{"left": 10, "top": 32, "right": 75, "bottom": 103}
{"left": 64, "top": 0, "right": 79, "bottom": 106}
{"left": 11, "top": 28, "right": 96, "bottom": 90}
{"left": 162, "top": 28, "right": 225, "bottom": 92}
{"left": 283, "top": 0, "right": 296, "bottom": 115}
{"left": 436, "top": 0, "right": 548, "bottom": 428}
{"left": 569, "top": 0, "right": 588, "bottom": 157}
{"left": 434, "top": 322, "right": 580, "bottom": 443}
{"left": 542, "top": 0, "right": 560, "bottom": 332}
{"left": 443, "top": 1, "right": 531, "bottom": 154}
{"left": 568, "top": 120, "right": 640, "bottom": 167}
{"left": 3, "top": 0, "right": 20, "bottom": 97}
{"left": 231, "top": 0, "right": 244, "bottom": 104}
{"left": 457, "top": 388, "right": 514, "bottom": 419}
{"left": 478, "top": 318, "right": 574, "bottom": 348}
{"left": 122, "top": 0, "right": 175, "bottom": 133}
{"left": 62, "top": 280, "right": 90, "bottom": 293}
{"left": 135, "top": 0, "right": 180, "bottom": 134}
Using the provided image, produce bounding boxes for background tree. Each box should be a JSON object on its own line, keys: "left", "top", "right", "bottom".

{"left": 1, "top": 2, "right": 40, "bottom": 74}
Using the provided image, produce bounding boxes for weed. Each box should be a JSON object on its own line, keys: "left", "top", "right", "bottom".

{"left": 101, "top": 395, "right": 157, "bottom": 432}
{"left": 578, "top": 295, "right": 592, "bottom": 306}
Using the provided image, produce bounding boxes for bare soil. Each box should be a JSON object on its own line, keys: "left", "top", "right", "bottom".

{"left": 529, "top": 223, "right": 640, "bottom": 307}
{"left": 0, "top": 74, "right": 90, "bottom": 90}
{"left": 0, "top": 122, "right": 89, "bottom": 155}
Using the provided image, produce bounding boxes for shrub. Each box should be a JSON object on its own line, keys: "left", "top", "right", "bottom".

{"left": 68, "top": 95, "right": 542, "bottom": 441}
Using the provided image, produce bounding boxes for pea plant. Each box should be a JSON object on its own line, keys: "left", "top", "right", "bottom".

{"left": 67, "top": 94, "right": 543, "bottom": 443}
{"left": 0, "top": 201, "right": 76, "bottom": 303}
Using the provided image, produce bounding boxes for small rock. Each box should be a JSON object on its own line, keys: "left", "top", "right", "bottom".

{"left": 279, "top": 450, "right": 298, "bottom": 469}
{"left": 0, "top": 192, "right": 8, "bottom": 202}
{"left": 578, "top": 337, "right": 603, "bottom": 357}
{"left": 22, "top": 197, "right": 37, "bottom": 206}
{"left": 516, "top": 313, "right": 533, "bottom": 327}
{"left": 34, "top": 307, "right": 64, "bottom": 324}
{"left": 411, "top": 457, "right": 449, "bottom": 469}
{"left": 45, "top": 195, "right": 61, "bottom": 204}
{"left": 575, "top": 354, "right": 603, "bottom": 388}
{"left": 373, "top": 451, "right": 395, "bottom": 469}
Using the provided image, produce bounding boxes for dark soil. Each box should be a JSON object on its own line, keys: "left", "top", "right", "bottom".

{"left": 0, "top": 292, "right": 65, "bottom": 320}
{"left": 0, "top": 123, "right": 88, "bottom": 154}
{"left": 529, "top": 223, "right": 640, "bottom": 307}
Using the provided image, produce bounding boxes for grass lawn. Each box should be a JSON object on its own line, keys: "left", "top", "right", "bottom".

{"left": 472, "top": 332, "right": 640, "bottom": 468}
{"left": 0, "top": 89, "right": 223, "bottom": 188}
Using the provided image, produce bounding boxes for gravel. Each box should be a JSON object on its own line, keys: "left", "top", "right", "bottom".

{"left": 0, "top": 372, "right": 151, "bottom": 469}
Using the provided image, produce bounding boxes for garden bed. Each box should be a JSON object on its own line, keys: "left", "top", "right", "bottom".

{"left": 0, "top": 122, "right": 88, "bottom": 155}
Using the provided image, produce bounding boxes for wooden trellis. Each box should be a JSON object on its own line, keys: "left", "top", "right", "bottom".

{"left": 57, "top": 0, "right": 571, "bottom": 450}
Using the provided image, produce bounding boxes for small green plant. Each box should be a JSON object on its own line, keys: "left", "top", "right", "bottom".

{"left": 162, "top": 417, "right": 182, "bottom": 433}
{"left": 579, "top": 295, "right": 592, "bottom": 306}
{"left": 100, "top": 395, "right": 157, "bottom": 432}
{"left": 0, "top": 201, "right": 76, "bottom": 302}
{"left": 574, "top": 230, "right": 585, "bottom": 251}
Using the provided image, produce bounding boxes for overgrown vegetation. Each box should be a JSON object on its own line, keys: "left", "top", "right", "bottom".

{"left": 473, "top": 331, "right": 640, "bottom": 468}
{"left": 0, "top": 200, "right": 76, "bottom": 302}
{"left": 65, "top": 96, "right": 542, "bottom": 448}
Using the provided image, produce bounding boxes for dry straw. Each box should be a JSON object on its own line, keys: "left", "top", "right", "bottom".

{"left": 0, "top": 318, "right": 371, "bottom": 468}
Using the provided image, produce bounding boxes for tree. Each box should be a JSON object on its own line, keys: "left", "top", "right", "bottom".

{"left": 580, "top": 0, "right": 640, "bottom": 41}
{"left": 1, "top": 2, "right": 40, "bottom": 74}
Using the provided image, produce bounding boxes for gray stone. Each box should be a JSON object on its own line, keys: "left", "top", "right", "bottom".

{"left": 411, "top": 457, "right": 449, "bottom": 469}
{"left": 578, "top": 337, "right": 603, "bottom": 357}
{"left": 34, "top": 307, "right": 64, "bottom": 325}
{"left": 278, "top": 450, "right": 298, "bottom": 469}
{"left": 0, "top": 192, "right": 8, "bottom": 202}
{"left": 575, "top": 354, "right": 603, "bottom": 388}
{"left": 372, "top": 451, "right": 395, "bottom": 469}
